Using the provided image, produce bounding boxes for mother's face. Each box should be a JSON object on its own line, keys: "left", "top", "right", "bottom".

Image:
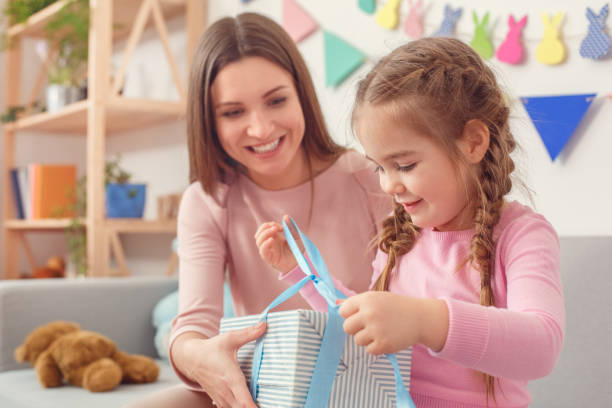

{"left": 211, "top": 56, "right": 307, "bottom": 190}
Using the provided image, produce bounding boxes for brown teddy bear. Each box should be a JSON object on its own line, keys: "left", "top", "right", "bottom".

{"left": 15, "top": 320, "right": 159, "bottom": 392}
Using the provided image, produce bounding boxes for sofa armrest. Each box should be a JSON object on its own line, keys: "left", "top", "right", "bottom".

{"left": 0, "top": 276, "right": 177, "bottom": 372}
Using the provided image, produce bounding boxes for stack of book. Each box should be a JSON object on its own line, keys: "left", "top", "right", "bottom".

{"left": 9, "top": 164, "right": 77, "bottom": 220}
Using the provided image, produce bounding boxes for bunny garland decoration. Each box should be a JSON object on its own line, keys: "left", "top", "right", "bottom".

{"left": 497, "top": 15, "right": 528, "bottom": 64}
{"left": 404, "top": 0, "right": 424, "bottom": 39}
{"left": 580, "top": 5, "right": 611, "bottom": 59}
{"left": 470, "top": 11, "right": 494, "bottom": 59}
{"left": 536, "top": 12, "right": 566, "bottom": 65}
{"left": 433, "top": 4, "right": 462, "bottom": 37}
{"left": 376, "top": 0, "right": 401, "bottom": 30}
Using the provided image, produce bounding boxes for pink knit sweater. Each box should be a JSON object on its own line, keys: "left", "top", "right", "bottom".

{"left": 169, "top": 151, "right": 391, "bottom": 387}
{"left": 286, "top": 201, "right": 565, "bottom": 407}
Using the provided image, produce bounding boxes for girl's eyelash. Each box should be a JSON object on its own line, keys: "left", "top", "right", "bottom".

{"left": 374, "top": 163, "right": 416, "bottom": 173}
{"left": 398, "top": 163, "right": 416, "bottom": 172}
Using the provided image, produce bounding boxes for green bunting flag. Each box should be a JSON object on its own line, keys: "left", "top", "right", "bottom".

{"left": 323, "top": 30, "right": 366, "bottom": 87}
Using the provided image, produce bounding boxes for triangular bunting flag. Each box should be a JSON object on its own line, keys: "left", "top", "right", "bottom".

{"left": 323, "top": 30, "right": 366, "bottom": 87}
{"left": 521, "top": 93, "right": 596, "bottom": 160}
{"left": 282, "top": 0, "right": 318, "bottom": 43}
{"left": 358, "top": 0, "right": 376, "bottom": 15}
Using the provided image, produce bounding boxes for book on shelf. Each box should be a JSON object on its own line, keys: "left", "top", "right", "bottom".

{"left": 8, "top": 168, "right": 25, "bottom": 219}
{"left": 11, "top": 164, "right": 78, "bottom": 220}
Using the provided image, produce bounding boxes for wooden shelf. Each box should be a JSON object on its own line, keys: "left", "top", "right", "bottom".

{"left": 4, "top": 97, "right": 185, "bottom": 134}
{"left": 6, "top": 0, "right": 185, "bottom": 40}
{"left": 4, "top": 218, "right": 75, "bottom": 231}
{"left": 106, "top": 219, "right": 177, "bottom": 233}
{"left": 5, "top": 218, "right": 176, "bottom": 233}
{"left": 1, "top": 0, "right": 204, "bottom": 278}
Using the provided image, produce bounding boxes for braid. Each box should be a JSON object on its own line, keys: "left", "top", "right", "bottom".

{"left": 374, "top": 202, "right": 419, "bottom": 291}
{"left": 469, "top": 115, "right": 515, "bottom": 401}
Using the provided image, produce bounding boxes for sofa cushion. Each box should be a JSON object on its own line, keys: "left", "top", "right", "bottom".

{"left": 0, "top": 276, "right": 178, "bottom": 372}
{"left": 0, "top": 360, "right": 180, "bottom": 408}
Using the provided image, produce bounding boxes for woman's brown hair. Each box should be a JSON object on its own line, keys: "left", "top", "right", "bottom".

{"left": 187, "top": 12, "right": 345, "bottom": 195}
{"left": 353, "top": 37, "right": 517, "bottom": 400}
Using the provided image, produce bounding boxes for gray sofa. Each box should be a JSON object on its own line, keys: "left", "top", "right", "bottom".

{"left": 0, "top": 276, "right": 181, "bottom": 408}
{"left": 527, "top": 236, "right": 611, "bottom": 407}
{"left": 0, "top": 237, "right": 610, "bottom": 407}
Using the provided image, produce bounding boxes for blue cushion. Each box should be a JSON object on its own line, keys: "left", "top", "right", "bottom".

{"left": 152, "top": 282, "right": 234, "bottom": 359}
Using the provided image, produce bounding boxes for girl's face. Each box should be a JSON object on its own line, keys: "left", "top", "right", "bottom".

{"left": 356, "top": 104, "right": 473, "bottom": 231}
{"left": 211, "top": 56, "right": 307, "bottom": 190}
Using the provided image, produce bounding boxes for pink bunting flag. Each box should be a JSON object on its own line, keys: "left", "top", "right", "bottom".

{"left": 282, "top": 0, "right": 318, "bottom": 43}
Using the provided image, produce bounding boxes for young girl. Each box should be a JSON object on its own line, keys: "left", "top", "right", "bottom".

{"left": 256, "top": 37, "right": 565, "bottom": 407}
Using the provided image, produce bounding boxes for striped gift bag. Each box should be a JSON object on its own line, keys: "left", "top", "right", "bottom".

{"left": 220, "top": 217, "right": 416, "bottom": 407}
{"left": 220, "top": 309, "right": 412, "bottom": 407}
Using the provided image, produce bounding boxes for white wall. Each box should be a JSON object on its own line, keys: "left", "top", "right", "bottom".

{"left": 1, "top": 0, "right": 611, "bottom": 276}
{"left": 208, "top": 0, "right": 612, "bottom": 236}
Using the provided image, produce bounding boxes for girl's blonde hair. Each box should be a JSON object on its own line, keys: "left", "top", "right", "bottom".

{"left": 353, "top": 37, "right": 517, "bottom": 400}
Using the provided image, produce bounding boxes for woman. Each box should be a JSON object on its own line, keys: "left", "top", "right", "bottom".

{"left": 127, "top": 12, "right": 389, "bottom": 408}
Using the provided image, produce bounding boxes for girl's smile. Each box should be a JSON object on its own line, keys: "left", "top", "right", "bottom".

{"left": 401, "top": 199, "right": 423, "bottom": 212}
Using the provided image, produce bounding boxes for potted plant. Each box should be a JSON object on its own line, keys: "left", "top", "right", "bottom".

{"left": 104, "top": 156, "right": 147, "bottom": 218}
{"left": 43, "top": 0, "right": 89, "bottom": 111}
{"left": 63, "top": 156, "right": 146, "bottom": 276}
{"left": 64, "top": 175, "right": 87, "bottom": 276}
{"left": 1, "top": 1, "right": 89, "bottom": 112}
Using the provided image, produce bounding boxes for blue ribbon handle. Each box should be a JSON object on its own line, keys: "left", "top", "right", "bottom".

{"left": 249, "top": 217, "right": 415, "bottom": 408}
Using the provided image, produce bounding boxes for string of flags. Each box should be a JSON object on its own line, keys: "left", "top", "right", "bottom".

{"left": 279, "top": 0, "right": 612, "bottom": 88}
{"left": 245, "top": 0, "right": 611, "bottom": 162}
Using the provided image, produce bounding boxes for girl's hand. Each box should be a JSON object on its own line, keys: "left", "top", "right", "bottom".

{"left": 255, "top": 217, "right": 299, "bottom": 274}
{"left": 171, "top": 323, "right": 267, "bottom": 408}
{"left": 338, "top": 292, "right": 449, "bottom": 355}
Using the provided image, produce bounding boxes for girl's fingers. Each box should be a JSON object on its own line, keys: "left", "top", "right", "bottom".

{"left": 259, "top": 238, "right": 275, "bottom": 259}
{"left": 338, "top": 297, "right": 359, "bottom": 319}
{"left": 255, "top": 224, "right": 281, "bottom": 247}
{"left": 254, "top": 221, "right": 274, "bottom": 237}
{"left": 255, "top": 222, "right": 281, "bottom": 239}
{"left": 353, "top": 329, "right": 374, "bottom": 348}
{"left": 342, "top": 314, "right": 365, "bottom": 336}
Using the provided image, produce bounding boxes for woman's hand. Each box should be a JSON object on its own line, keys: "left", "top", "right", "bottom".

{"left": 171, "top": 323, "right": 267, "bottom": 408}
{"left": 338, "top": 292, "right": 449, "bottom": 355}
{"left": 255, "top": 216, "right": 300, "bottom": 275}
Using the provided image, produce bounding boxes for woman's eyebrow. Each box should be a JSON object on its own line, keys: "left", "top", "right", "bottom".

{"left": 263, "top": 85, "right": 288, "bottom": 98}
{"left": 215, "top": 85, "right": 289, "bottom": 109}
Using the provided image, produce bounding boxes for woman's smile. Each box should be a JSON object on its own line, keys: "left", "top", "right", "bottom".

{"left": 248, "top": 136, "right": 284, "bottom": 156}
